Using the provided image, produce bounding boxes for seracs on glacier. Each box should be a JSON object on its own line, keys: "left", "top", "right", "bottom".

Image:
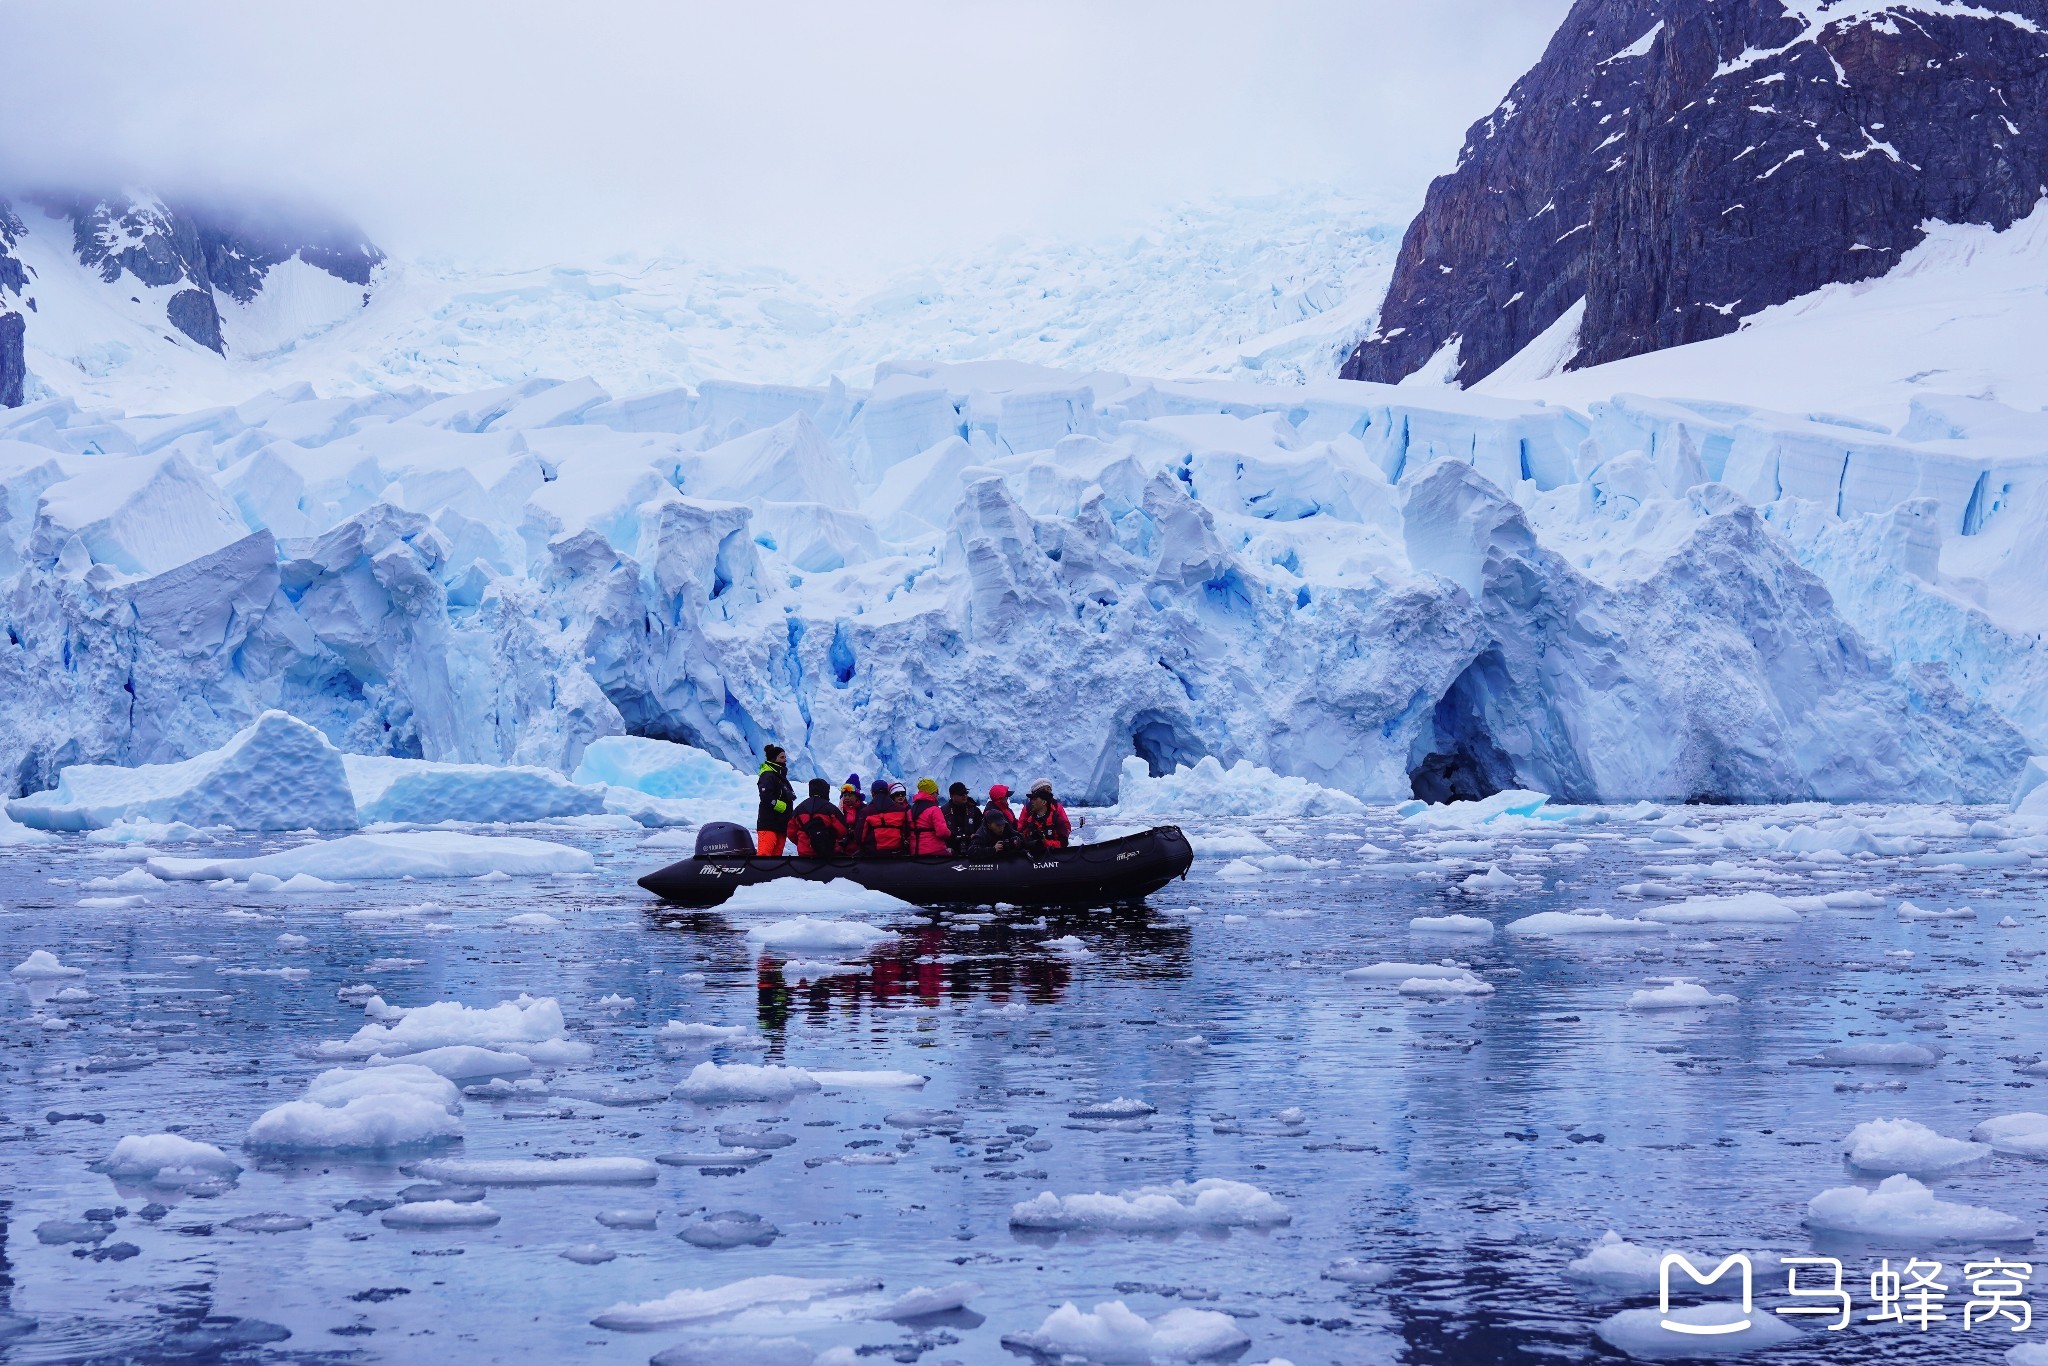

{"left": 0, "top": 352, "right": 2033, "bottom": 808}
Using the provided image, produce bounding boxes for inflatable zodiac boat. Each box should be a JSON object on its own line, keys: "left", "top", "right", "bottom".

{"left": 639, "top": 821, "right": 1193, "bottom": 910}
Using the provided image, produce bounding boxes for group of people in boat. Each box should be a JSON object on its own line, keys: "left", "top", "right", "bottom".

{"left": 752, "top": 744, "right": 1072, "bottom": 858}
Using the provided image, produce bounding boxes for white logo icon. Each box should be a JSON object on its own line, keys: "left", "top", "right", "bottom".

{"left": 1660, "top": 1253, "right": 1753, "bottom": 1335}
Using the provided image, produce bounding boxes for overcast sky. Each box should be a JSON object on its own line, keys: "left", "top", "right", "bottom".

{"left": 3, "top": 1, "right": 1570, "bottom": 278}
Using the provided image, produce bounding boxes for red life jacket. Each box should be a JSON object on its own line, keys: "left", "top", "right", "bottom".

{"left": 1020, "top": 800, "right": 1071, "bottom": 849}
{"left": 863, "top": 798, "right": 911, "bottom": 854}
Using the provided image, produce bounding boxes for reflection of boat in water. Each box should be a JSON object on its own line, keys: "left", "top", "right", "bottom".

{"left": 637, "top": 823, "right": 1195, "bottom": 910}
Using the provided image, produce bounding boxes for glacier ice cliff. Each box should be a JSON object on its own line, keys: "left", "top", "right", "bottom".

{"left": 0, "top": 361, "right": 2030, "bottom": 805}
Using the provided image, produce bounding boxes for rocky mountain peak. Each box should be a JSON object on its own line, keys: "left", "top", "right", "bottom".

{"left": 1342, "top": 0, "right": 2048, "bottom": 386}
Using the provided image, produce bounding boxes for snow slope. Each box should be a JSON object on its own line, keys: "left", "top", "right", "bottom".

{"left": 1481, "top": 203, "right": 2048, "bottom": 426}
{"left": 12, "top": 193, "right": 1401, "bottom": 413}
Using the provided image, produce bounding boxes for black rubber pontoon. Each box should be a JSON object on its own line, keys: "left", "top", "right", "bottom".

{"left": 638, "top": 825, "right": 1194, "bottom": 910}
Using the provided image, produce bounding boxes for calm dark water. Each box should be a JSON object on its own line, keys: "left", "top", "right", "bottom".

{"left": 1, "top": 803, "right": 2043, "bottom": 1364}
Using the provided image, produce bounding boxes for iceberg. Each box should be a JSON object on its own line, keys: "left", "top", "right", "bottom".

{"left": 10, "top": 711, "right": 357, "bottom": 832}
{"left": 342, "top": 754, "right": 604, "bottom": 824}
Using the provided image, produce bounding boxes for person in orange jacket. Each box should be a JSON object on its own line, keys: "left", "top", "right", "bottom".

{"left": 908, "top": 778, "right": 951, "bottom": 855}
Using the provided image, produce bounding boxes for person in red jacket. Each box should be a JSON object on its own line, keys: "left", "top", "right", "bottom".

{"left": 861, "top": 780, "right": 912, "bottom": 855}
{"left": 908, "top": 778, "right": 951, "bottom": 856}
{"left": 789, "top": 778, "right": 849, "bottom": 857}
{"left": 1019, "top": 779, "right": 1071, "bottom": 852}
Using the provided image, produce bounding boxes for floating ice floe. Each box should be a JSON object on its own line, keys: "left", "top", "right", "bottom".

{"left": 381, "top": 1199, "right": 500, "bottom": 1228}
{"left": 12, "top": 949, "right": 84, "bottom": 978}
{"left": 573, "top": 736, "right": 756, "bottom": 806}
{"left": 1409, "top": 913, "right": 1495, "bottom": 935}
{"left": 1506, "top": 910, "right": 1667, "bottom": 936}
{"left": 1626, "top": 980, "right": 1737, "bottom": 1010}
{"left": 147, "top": 831, "right": 595, "bottom": 882}
{"left": 1972, "top": 1112, "right": 2048, "bottom": 1158}
{"left": 1595, "top": 1302, "right": 1797, "bottom": 1360}
{"left": 590, "top": 1274, "right": 884, "bottom": 1331}
{"left": 1458, "top": 865, "right": 1520, "bottom": 893}
{"left": 1791, "top": 1043, "right": 1941, "bottom": 1068}
{"left": 1804, "top": 1173, "right": 2030, "bottom": 1241}
{"left": 808, "top": 1069, "right": 927, "bottom": 1089}
{"left": 1343, "top": 961, "right": 1482, "bottom": 985}
{"left": 675, "top": 1062, "right": 822, "bottom": 1103}
{"left": 405, "top": 1156, "right": 659, "bottom": 1184}
{"left": 1401, "top": 790, "right": 1554, "bottom": 827}
{"left": 323, "top": 994, "right": 587, "bottom": 1068}
{"left": 744, "top": 918, "right": 897, "bottom": 951}
{"left": 1841, "top": 1118, "right": 1989, "bottom": 1176}
{"left": 245, "top": 1064, "right": 463, "bottom": 1152}
{"left": 8, "top": 711, "right": 358, "bottom": 832}
{"left": 1000, "top": 1300, "right": 1251, "bottom": 1364}
{"left": 1044, "top": 934, "right": 1093, "bottom": 959}
{"left": 1188, "top": 832, "right": 1274, "bottom": 856}
{"left": 1635, "top": 892, "right": 1801, "bottom": 925}
{"left": 92, "top": 1133, "right": 241, "bottom": 1185}
{"left": 658, "top": 1021, "right": 762, "bottom": 1048}
{"left": 721, "top": 879, "right": 916, "bottom": 914}
{"left": 370, "top": 1045, "right": 534, "bottom": 1079}
{"left": 1111, "top": 754, "right": 1362, "bottom": 821}
{"left": 1895, "top": 900, "right": 1977, "bottom": 922}
{"left": 1009, "top": 1178, "right": 1289, "bottom": 1232}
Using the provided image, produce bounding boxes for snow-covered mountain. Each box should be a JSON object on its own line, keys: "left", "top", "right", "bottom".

{"left": 0, "top": 191, "right": 382, "bottom": 406}
{"left": 0, "top": 193, "right": 1400, "bottom": 412}
{"left": 1342, "top": 0, "right": 2048, "bottom": 387}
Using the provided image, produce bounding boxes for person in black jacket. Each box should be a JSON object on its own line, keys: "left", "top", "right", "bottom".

{"left": 755, "top": 745, "right": 796, "bottom": 856}
{"left": 789, "top": 778, "right": 849, "bottom": 857}
{"left": 942, "top": 781, "right": 982, "bottom": 852}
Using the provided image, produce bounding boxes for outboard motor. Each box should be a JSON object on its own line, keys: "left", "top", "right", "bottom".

{"left": 694, "top": 821, "right": 754, "bottom": 858}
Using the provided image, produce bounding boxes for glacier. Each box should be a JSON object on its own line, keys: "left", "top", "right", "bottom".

{"left": 0, "top": 351, "right": 2033, "bottom": 808}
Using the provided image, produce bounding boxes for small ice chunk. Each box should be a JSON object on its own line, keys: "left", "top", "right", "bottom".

{"left": 1805, "top": 1173, "right": 2030, "bottom": 1241}
{"left": 92, "top": 1134, "right": 241, "bottom": 1184}
{"left": 1343, "top": 961, "right": 1480, "bottom": 984}
{"left": 722, "top": 880, "right": 915, "bottom": 914}
{"left": 1009, "top": 1178, "right": 1289, "bottom": 1232}
{"left": 1972, "top": 1112, "right": 2048, "bottom": 1159}
{"left": 1843, "top": 1118, "right": 1989, "bottom": 1176}
{"left": 366, "top": 1045, "right": 536, "bottom": 1080}
{"left": 1322, "top": 1258, "right": 1394, "bottom": 1286}
{"left": 808, "top": 1069, "right": 928, "bottom": 1089}
{"left": 1506, "top": 911, "right": 1667, "bottom": 936}
{"left": 676, "top": 1210, "right": 780, "bottom": 1248}
{"left": 1400, "top": 976, "right": 1495, "bottom": 997}
{"left": 11, "top": 949, "right": 84, "bottom": 978}
{"left": 870, "top": 1281, "right": 981, "bottom": 1320}
{"left": 1069, "top": 1098, "right": 1156, "bottom": 1120}
{"left": 1638, "top": 892, "right": 1800, "bottom": 925}
{"left": 1459, "top": 865, "right": 1518, "bottom": 893}
{"left": 1791, "top": 1043, "right": 1941, "bottom": 1068}
{"left": 504, "top": 912, "right": 560, "bottom": 929}
{"left": 1409, "top": 913, "right": 1494, "bottom": 935}
{"left": 1215, "top": 858, "right": 1264, "bottom": 880}
{"left": 1626, "top": 981, "right": 1737, "bottom": 1010}
{"left": 1595, "top": 1302, "right": 1797, "bottom": 1359}
{"left": 657, "top": 1021, "right": 758, "bottom": 1047}
{"left": 674, "top": 1062, "right": 820, "bottom": 1103}
{"left": 1043, "top": 935, "right": 1093, "bottom": 959}
{"left": 589, "top": 1275, "right": 882, "bottom": 1331}
{"left": 743, "top": 918, "right": 897, "bottom": 951}
{"left": 404, "top": 1157, "right": 659, "bottom": 1185}
{"left": 595, "top": 1209, "right": 659, "bottom": 1229}
{"left": 999, "top": 1300, "right": 1250, "bottom": 1362}
{"left": 380, "top": 1199, "right": 501, "bottom": 1228}
{"left": 561, "top": 1243, "right": 616, "bottom": 1264}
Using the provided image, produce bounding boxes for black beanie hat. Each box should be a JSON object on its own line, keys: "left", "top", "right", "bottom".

{"left": 948, "top": 781, "right": 969, "bottom": 797}
{"left": 808, "top": 777, "right": 830, "bottom": 797}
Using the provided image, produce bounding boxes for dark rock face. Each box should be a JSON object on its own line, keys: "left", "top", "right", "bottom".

{"left": 1343, "top": 0, "right": 2048, "bottom": 386}
{"left": 0, "top": 199, "right": 23, "bottom": 407}
{"left": 0, "top": 312, "right": 23, "bottom": 409}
